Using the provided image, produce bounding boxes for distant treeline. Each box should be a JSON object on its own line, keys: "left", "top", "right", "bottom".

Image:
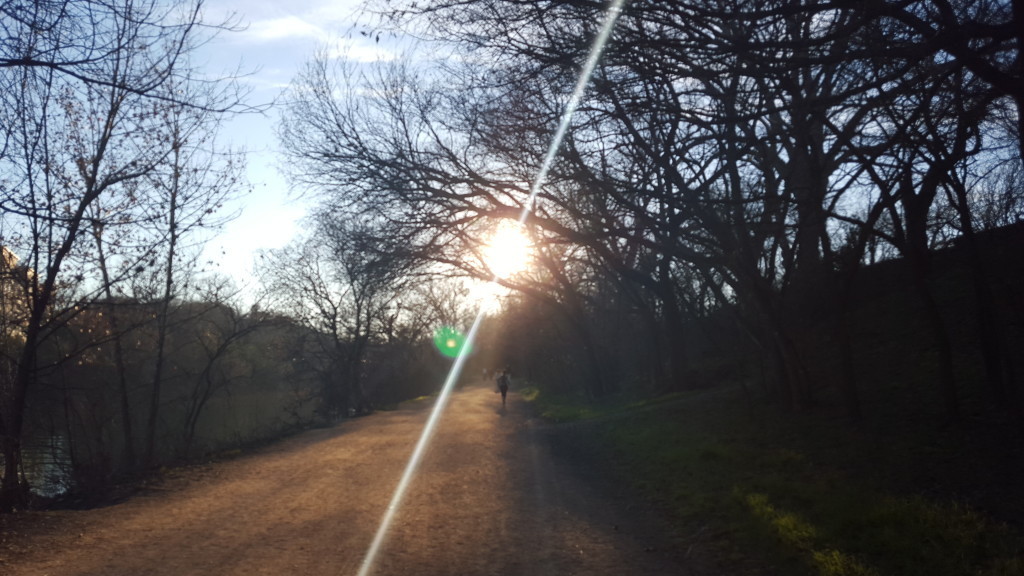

{"left": 492, "top": 222, "right": 1024, "bottom": 425}
{"left": 15, "top": 298, "right": 448, "bottom": 503}
{"left": 276, "top": 1, "right": 1024, "bottom": 433}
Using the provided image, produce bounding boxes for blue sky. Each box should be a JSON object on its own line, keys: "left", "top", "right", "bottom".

{"left": 194, "top": 0, "right": 394, "bottom": 297}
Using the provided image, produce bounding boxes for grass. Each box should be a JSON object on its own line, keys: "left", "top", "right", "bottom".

{"left": 528, "top": 386, "right": 1024, "bottom": 576}
{"left": 522, "top": 385, "right": 686, "bottom": 422}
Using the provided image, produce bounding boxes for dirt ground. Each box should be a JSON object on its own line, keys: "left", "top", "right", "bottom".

{"left": 0, "top": 382, "right": 697, "bottom": 575}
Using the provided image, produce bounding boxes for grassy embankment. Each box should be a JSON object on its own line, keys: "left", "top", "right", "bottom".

{"left": 527, "top": 386, "right": 1024, "bottom": 576}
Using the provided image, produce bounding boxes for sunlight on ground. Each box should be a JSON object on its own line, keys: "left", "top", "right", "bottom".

{"left": 358, "top": 2, "right": 626, "bottom": 571}
{"left": 743, "top": 492, "right": 877, "bottom": 576}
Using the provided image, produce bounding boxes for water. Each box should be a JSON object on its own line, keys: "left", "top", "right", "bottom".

{"left": 19, "top": 434, "right": 72, "bottom": 497}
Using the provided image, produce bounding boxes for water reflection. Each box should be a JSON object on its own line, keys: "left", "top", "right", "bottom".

{"left": 19, "top": 435, "right": 71, "bottom": 497}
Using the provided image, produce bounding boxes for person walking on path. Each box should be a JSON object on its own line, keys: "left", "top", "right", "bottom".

{"left": 496, "top": 367, "right": 511, "bottom": 408}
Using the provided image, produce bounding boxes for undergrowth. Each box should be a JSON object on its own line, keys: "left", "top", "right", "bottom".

{"left": 529, "top": 387, "right": 1024, "bottom": 576}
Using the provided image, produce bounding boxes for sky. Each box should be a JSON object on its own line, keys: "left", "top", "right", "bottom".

{"left": 193, "top": 0, "right": 397, "bottom": 299}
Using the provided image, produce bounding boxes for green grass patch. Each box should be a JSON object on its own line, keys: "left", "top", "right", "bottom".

{"left": 524, "top": 388, "right": 610, "bottom": 422}
{"left": 528, "top": 387, "right": 1024, "bottom": 576}
{"left": 527, "top": 386, "right": 691, "bottom": 423}
{"left": 517, "top": 386, "right": 540, "bottom": 403}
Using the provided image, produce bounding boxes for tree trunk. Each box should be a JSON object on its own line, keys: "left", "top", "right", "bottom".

{"left": 91, "top": 225, "right": 137, "bottom": 472}
{"left": 960, "top": 231, "right": 1021, "bottom": 427}
{"left": 145, "top": 141, "right": 183, "bottom": 468}
{"left": 0, "top": 432, "right": 25, "bottom": 511}
{"left": 656, "top": 257, "right": 693, "bottom": 390}
{"left": 836, "top": 280, "right": 863, "bottom": 423}
{"left": 2, "top": 210, "right": 85, "bottom": 509}
{"left": 907, "top": 251, "right": 960, "bottom": 422}
{"left": 572, "top": 305, "right": 612, "bottom": 399}
{"left": 949, "top": 187, "right": 1018, "bottom": 423}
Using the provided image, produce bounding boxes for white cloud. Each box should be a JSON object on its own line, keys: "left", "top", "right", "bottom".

{"left": 243, "top": 15, "right": 328, "bottom": 42}
{"left": 193, "top": 0, "right": 405, "bottom": 293}
{"left": 326, "top": 36, "right": 401, "bottom": 63}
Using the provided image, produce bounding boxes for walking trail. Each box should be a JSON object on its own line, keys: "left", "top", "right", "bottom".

{"left": 1, "top": 382, "right": 695, "bottom": 575}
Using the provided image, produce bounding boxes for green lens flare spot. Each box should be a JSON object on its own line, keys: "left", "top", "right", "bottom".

{"left": 433, "top": 326, "right": 470, "bottom": 358}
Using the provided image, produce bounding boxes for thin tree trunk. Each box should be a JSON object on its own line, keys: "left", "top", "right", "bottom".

{"left": 91, "top": 225, "right": 137, "bottom": 471}
{"left": 836, "top": 281, "right": 863, "bottom": 423}
{"left": 950, "top": 189, "right": 1018, "bottom": 424}
{"left": 145, "top": 142, "right": 182, "bottom": 468}
{"left": 3, "top": 191, "right": 98, "bottom": 509}
{"left": 908, "top": 252, "right": 960, "bottom": 422}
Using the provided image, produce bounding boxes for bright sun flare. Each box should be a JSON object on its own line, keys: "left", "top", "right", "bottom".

{"left": 482, "top": 221, "right": 531, "bottom": 279}
{"left": 468, "top": 280, "right": 505, "bottom": 315}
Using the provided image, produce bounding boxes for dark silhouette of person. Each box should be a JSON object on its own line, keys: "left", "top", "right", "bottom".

{"left": 496, "top": 367, "right": 511, "bottom": 407}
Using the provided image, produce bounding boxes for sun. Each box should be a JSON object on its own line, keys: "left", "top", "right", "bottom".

{"left": 481, "top": 220, "right": 532, "bottom": 279}
{"left": 468, "top": 280, "right": 506, "bottom": 315}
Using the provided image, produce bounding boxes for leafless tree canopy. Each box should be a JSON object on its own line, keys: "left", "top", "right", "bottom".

{"left": 280, "top": 0, "right": 1022, "bottom": 408}
{"left": 0, "top": 0, "right": 251, "bottom": 510}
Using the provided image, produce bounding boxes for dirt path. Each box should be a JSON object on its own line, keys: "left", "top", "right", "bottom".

{"left": 1, "top": 382, "right": 694, "bottom": 575}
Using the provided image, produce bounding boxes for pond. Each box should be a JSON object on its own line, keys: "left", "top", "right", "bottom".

{"left": 18, "top": 434, "right": 71, "bottom": 497}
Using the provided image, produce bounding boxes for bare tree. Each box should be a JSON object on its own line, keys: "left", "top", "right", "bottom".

{"left": 138, "top": 79, "right": 245, "bottom": 468}
{"left": 306, "top": 0, "right": 1021, "bottom": 417}
{"left": 178, "top": 280, "right": 267, "bottom": 458}
{"left": 827, "top": 0, "right": 1022, "bottom": 153}
{"left": 258, "top": 216, "right": 412, "bottom": 419}
{"left": 0, "top": 0, "right": 247, "bottom": 510}
{"left": 0, "top": 0, "right": 253, "bottom": 113}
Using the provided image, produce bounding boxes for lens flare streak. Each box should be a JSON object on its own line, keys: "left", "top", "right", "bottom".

{"left": 355, "top": 2, "right": 627, "bottom": 574}
{"left": 522, "top": 0, "right": 627, "bottom": 226}
{"left": 356, "top": 314, "right": 484, "bottom": 576}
